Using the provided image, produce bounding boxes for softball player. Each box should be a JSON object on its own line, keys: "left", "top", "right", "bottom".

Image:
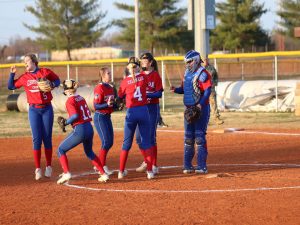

{"left": 135, "top": 53, "right": 163, "bottom": 174}
{"left": 7, "top": 53, "right": 60, "bottom": 180}
{"left": 172, "top": 50, "right": 212, "bottom": 174}
{"left": 56, "top": 79, "right": 109, "bottom": 184}
{"left": 117, "top": 57, "right": 154, "bottom": 180}
{"left": 93, "top": 67, "right": 115, "bottom": 175}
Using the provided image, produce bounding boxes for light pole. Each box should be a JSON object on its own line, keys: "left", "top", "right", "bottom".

{"left": 135, "top": 0, "right": 140, "bottom": 58}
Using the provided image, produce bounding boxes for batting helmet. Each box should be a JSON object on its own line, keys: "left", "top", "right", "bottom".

{"left": 184, "top": 50, "right": 203, "bottom": 73}
{"left": 62, "top": 79, "right": 78, "bottom": 95}
{"left": 127, "top": 57, "right": 140, "bottom": 67}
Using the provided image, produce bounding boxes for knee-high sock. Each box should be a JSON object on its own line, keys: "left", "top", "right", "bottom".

{"left": 91, "top": 156, "right": 105, "bottom": 174}
{"left": 59, "top": 154, "right": 69, "bottom": 173}
{"left": 140, "top": 148, "right": 153, "bottom": 171}
{"left": 44, "top": 148, "right": 52, "bottom": 167}
{"left": 33, "top": 149, "right": 41, "bottom": 169}
{"left": 99, "top": 149, "right": 108, "bottom": 166}
{"left": 119, "top": 150, "right": 129, "bottom": 172}
{"left": 152, "top": 145, "right": 157, "bottom": 166}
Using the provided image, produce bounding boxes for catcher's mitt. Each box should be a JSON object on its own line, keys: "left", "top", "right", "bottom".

{"left": 57, "top": 116, "right": 67, "bottom": 133}
{"left": 37, "top": 78, "right": 52, "bottom": 92}
{"left": 184, "top": 106, "right": 201, "bottom": 124}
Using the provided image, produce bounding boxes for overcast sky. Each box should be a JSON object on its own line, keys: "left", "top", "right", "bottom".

{"left": 0, "top": 0, "right": 278, "bottom": 46}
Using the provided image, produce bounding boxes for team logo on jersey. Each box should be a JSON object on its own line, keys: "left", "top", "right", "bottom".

{"left": 27, "top": 79, "right": 38, "bottom": 86}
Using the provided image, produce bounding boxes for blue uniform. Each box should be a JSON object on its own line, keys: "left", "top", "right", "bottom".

{"left": 174, "top": 66, "right": 212, "bottom": 171}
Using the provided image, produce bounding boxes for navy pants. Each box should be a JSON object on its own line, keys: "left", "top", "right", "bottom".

{"left": 94, "top": 112, "right": 114, "bottom": 151}
{"left": 136, "top": 103, "right": 159, "bottom": 147}
{"left": 57, "top": 122, "right": 96, "bottom": 160}
{"left": 28, "top": 104, "right": 53, "bottom": 150}
{"left": 122, "top": 105, "right": 151, "bottom": 151}
{"left": 184, "top": 104, "right": 210, "bottom": 170}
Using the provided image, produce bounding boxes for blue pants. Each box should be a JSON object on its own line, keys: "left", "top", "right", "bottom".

{"left": 136, "top": 103, "right": 159, "bottom": 147}
{"left": 184, "top": 104, "right": 210, "bottom": 170}
{"left": 57, "top": 122, "right": 96, "bottom": 160}
{"left": 28, "top": 105, "right": 53, "bottom": 150}
{"left": 94, "top": 112, "right": 114, "bottom": 151}
{"left": 122, "top": 105, "right": 151, "bottom": 151}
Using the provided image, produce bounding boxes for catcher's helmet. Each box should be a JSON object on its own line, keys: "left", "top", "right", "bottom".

{"left": 62, "top": 79, "right": 78, "bottom": 94}
{"left": 184, "top": 50, "right": 203, "bottom": 73}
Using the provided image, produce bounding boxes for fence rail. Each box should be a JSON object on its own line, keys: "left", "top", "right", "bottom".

{"left": 1, "top": 51, "right": 300, "bottom": 112}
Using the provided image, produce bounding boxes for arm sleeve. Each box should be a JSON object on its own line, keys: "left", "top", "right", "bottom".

{"left": 147, "top": 90, "right": 162, "bottom": 98}
{"left": 199, "top": 87, "right": 211, "bottom": 106}
{"left": 94, "top": 102, "right": 109, "bottom": 110}
{"left": 66, "top": 114, "right": 79, "bottom": 125}
{"left": 174, "top": 86, "right": 184, "bottom": 94}
{"left": 51, "top": 79, "right": 60, "bottom": 88}
{"left": 7, "top": 73, "right": 16, "bottom": 90}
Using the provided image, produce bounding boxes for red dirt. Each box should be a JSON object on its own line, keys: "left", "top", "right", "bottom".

{"left": 0, "top": 128, "right": 299, "bottom": 225}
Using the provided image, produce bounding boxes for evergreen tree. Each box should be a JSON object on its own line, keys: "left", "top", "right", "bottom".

{"left": 211, "top": 0, "right": 269, "bottom": 52}
{"left": 24, "top": 0, "right": 107, "bottom": 60}
{"left": 113, "top": 0, "right": 192, "bottom": 55}
{"left": 277, "top": 0, "right": 300, "bottom": 37}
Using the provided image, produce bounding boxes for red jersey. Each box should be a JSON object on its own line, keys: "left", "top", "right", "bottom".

{"left": 118, "top": 73, "right": 148, "bottom": 108}
{"left": 94, "top": 82, "right": 115, "bottom": 114}
{"left": 141, "top": 70, "right": 163, "bottom": 104}
{"left": 14, "top": 68, "right": 59, "bottom": 104}
{"left": 66, "top": 95, "right": 92, "bottom": 127}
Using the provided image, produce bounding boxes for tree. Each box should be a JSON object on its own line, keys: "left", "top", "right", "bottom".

{"left": 24, "top": 0, "right": 107, "bottom": 60}
{"left": 277, "top": 0, "right": 300, "bottom": 37}
{"left": 211, "top": 0, "right": 270, "bottom": 52}
{"left": 113, "top": 0, "right": 192, "bottom": 55}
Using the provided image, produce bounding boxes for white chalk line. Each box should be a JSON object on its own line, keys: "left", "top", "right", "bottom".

{"left": 64, "top": 163, "right": 300, "bottom": 193}
{"left": 116, "top": 127, "right": 300, "bottom": 136}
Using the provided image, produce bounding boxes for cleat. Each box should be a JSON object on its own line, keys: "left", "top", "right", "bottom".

{"left": 147, "top": 171, "right": 155, "bottom": 180}
{"left": 35, "top": 168, "right": 42, "bottom": 180}
{"left": 135, "top": 161, "right": 147, "bottom": 172}
{"left": 98, "top": 173, "right": 109, "bottom": 183}
{"left": 118, "top": 170, "right": 128, "bottom": 179}
{"left": 44, "top": 166, "right": 52, "bottom": 178}
{"left": 195, "top": 168, "right": 208, "bottom": 174}
{"left": 152, "top": 165, "right": 159, "bottom": 175}
{"left": 103, "top": 166, "right": 114, "bottom": 176}
{"left": 215, "top": 118, "right": 224, "bottom": 125}
{"left": 57, "top": 172, "right": 71, "bottom": 184}
{"left": 183, "top": 168, "right": 194, "bottom": 174}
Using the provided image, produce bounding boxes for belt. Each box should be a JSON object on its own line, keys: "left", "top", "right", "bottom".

{"left": 30, "top": 103, "right": 51, "bottom": 108}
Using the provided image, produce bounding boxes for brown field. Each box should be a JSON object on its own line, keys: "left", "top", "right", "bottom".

{"left": 0, "top": 124, "right": 299, "bottom": 225}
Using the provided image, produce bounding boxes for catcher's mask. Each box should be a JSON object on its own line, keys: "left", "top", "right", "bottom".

{"left": 184, "top": 50, "right": 203, "bottom": 73}
{"left": 62, "top": 79, "right": 78, "bottom": 95}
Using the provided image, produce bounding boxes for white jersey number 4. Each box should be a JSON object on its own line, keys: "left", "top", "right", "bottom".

{"left": 133, "top": 86, "right": 143, "bottom": 101}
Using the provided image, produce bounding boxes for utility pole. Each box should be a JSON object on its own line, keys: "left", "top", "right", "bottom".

{"left": 188, "top": 0, "right": 215, "bottom": 57}
{"left": 135, "top": 0, "right": 140, "bottom": 58}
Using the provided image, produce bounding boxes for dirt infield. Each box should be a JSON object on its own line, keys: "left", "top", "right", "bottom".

{"left": 0, "top": 128, "right": 299, "bottom": 225}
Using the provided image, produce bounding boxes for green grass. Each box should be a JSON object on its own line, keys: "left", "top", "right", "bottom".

{"left": 1, "top": 110, "right": 300, "bottom": 137}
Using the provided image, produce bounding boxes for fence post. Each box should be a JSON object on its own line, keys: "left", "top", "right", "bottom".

{"left": 75, "top": 66, "right": 78, "bottom": 81}
{"left": 274, "top": 55, "right": 278, "bottom": 112}
{"left": 111, "top": 62, "right": 114, "bottom": 82}
{"left": 67, "top": 64, "right": 70, "bottom": 80}
{"left": 161, "top": 60, "right": 166, "bottom": 112}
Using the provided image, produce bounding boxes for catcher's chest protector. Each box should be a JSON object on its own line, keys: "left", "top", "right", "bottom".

{"left": 183, "top": 67, "right": 204, "bottom": 106}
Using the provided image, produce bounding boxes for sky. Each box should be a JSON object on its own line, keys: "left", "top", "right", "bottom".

{"left": 0, "top": 0, "right": 278, "bottom": 46}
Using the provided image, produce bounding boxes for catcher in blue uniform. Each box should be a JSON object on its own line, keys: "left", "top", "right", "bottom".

{"left": 171, "top": 50, "right": 212, "bottom": 174}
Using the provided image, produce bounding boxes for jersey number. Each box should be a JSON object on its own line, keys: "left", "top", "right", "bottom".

{"left": 133, "top": 86, "right": 143, "bottom": 101}
{"left": 80, "top": 104, "right": 92, "bottom": 120}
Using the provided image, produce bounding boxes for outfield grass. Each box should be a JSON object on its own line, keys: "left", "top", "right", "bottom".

{"left": 1, "top": 110, "right": 300, "bottom": 138}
